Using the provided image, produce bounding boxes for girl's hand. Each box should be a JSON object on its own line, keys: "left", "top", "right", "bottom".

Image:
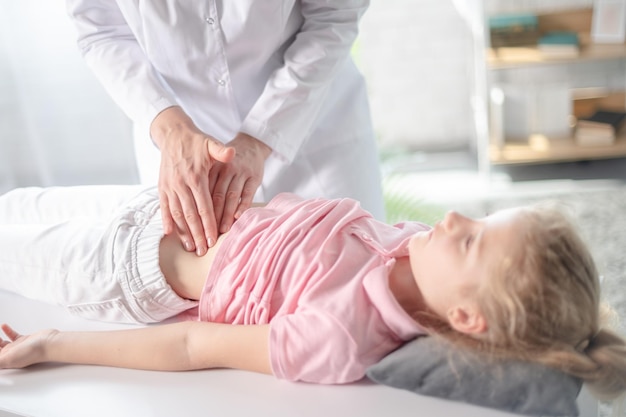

{"left": 0, "top": 324, "right": 57, "bottom": 369}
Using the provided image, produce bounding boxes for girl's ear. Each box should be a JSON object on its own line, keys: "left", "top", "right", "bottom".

{"left": 447, "top": 305, "right": 487, "bottom": 335}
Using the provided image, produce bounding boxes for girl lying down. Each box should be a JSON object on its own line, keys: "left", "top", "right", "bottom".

{"left": 0, "top": 185, "right": 624, "bottom": 400}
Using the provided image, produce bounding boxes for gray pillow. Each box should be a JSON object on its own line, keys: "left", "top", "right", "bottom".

{"left": 366, "top": 336, "right": 581, "bottom": 417}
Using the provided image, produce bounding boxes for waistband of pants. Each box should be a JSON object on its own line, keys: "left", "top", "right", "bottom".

{"left": 122, "top": 188, "right": 198, "bottom": 323}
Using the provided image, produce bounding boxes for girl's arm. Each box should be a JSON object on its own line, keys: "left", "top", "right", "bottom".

{"left": 0, "top": 322, "right": 271, "bottom": 374}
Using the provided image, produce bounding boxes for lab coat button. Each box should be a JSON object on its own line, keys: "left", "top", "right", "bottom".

{"left": 205, "top": 16, "right": 215, "bottom": 24}
{"left": 217, "top": 79, "right": 226, "bottom": 86}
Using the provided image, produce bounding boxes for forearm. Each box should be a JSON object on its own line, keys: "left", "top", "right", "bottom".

{"left": 46, "top": 321, "right": 197, "bottom": 371}
{"left": 241, "top": 0, "right": 369, "bottom": 162}
{"left": 44, "top": 321, "right": 272, "bottom": 374}
{"left": 67, "top": 0, "right": 176, "bottom": 133}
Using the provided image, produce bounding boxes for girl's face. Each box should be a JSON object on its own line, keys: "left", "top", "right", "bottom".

{"left": 408, "top": 208, "right": 524, "bottom": 324}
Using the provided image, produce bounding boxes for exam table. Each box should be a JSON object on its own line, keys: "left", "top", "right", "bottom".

{"left": 0, "top": 291, "right": 598, "bottom": 417}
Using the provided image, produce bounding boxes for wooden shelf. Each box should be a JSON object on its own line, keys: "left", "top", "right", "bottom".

{"left": 489, "top": 134, "right": 626, "bottom": 165}
{"left": 488, "top": 43, "right": 626, "bottom": 70}
{"left": 484, "top": 7, "right": 626, "bottom": 167}
{"left": 487, "top": 7, "right": 626, "bottom": 69}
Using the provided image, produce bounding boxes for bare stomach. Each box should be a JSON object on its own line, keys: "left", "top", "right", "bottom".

{"left": 158, "top": 232, "right": 229, "bottom": 300}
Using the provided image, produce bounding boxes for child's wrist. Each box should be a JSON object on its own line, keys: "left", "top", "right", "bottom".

{"left": 43, "top": 329, "right": 62, "bottom": 362}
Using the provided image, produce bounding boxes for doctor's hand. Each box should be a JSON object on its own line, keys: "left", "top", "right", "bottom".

{"left": 0, "top": 324, "right": 56, "bottom": 369}
{"left": 151, "top": 106, "right": 235, "bottom": 256}
{"left": 210, "top": 132, "right": 271, "bottom": 234}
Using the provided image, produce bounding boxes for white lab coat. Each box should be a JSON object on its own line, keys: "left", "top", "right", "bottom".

{"left": 66, "top": 0, "right": 384, "bottom": 219}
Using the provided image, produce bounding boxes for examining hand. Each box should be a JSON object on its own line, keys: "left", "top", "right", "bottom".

{"left": 210, "top": 133, "right": 271, "bottom": 234}
{"left": 0, "top": 324, "right": 56, "bottom": 369}
{"left": 151, "top": 107, "right": 235, "bottom": 256}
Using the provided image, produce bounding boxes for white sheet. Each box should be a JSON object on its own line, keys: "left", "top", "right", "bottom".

{"left": 0, "top": 291, "right": 597, "bottom": 417}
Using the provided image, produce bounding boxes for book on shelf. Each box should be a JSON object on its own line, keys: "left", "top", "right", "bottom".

{"left": 575, "top": 109, "right": 626, "bottom": 146}
{"left": 490, "top": 25, "right": 581, "bottom": 62}
{"left": 537, "top": 31, "right": 580, "bottom": 59}
{"left": 489, "top": 13, "right": 539, "bottom": 48}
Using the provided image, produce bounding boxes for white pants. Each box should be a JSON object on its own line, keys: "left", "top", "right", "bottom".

{"left": 0, "top": 185, "right": 197, "bottom": 324}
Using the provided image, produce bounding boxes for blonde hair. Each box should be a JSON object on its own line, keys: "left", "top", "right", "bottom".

{"left": 441, "top": 204, "right": 626, "bottom": 400}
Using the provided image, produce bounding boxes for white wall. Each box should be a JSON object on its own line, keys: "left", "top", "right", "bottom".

{"left": 358, "top": 0, "right": 479, "bottom": 151}
{"left": 357, "top": 0, "right": 605, "bottom": 154}
{"left": 0, "top": 0, "right": 137, "bottom": 193}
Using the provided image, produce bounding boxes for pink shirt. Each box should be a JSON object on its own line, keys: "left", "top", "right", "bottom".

{"left": 198, "top": 193, "right": 429, "bottom": 383}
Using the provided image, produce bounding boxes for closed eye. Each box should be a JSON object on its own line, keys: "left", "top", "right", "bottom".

{"left": 465, "top": 235, "right": 474, "bottom": 250}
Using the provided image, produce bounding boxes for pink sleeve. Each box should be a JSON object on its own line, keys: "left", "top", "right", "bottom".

{"left": 269, "top": 311, "right": 366, "bottom": 384}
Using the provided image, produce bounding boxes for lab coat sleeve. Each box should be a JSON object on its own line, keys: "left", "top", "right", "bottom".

{"left": 66, "top": 0, "right": 177, "bottom": 139}
{"left": 239, "top": 0, "right": 370, "bottom": 163}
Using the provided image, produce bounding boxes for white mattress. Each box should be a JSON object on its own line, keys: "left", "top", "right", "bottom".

{"left": 0, "top": 291, "right": 597, "bottom": 417}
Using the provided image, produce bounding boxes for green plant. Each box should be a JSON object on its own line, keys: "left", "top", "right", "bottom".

{"left": 383, "top": 181, "right": 446, "bottom": 225}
